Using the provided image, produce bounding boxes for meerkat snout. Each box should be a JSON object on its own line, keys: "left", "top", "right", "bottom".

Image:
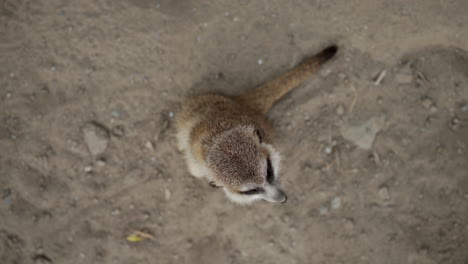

{"left": 176, "top": 45, "right": 338, "bottom": 204}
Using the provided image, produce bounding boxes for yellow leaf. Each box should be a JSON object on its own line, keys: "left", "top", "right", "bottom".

{"left": 126, "top": 231, "right": 154, "bottom": 242}
{"left": 126, "top": 235, "right": 145, "bottom": 242}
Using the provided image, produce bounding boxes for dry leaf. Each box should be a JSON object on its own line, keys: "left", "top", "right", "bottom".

{"left": 126, "top": 231, "right": 154, "bottom": 242}
{"left": 126, "top": 234, "right": 145, "bottom": 242}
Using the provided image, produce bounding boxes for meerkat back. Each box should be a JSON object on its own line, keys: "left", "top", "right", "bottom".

{"left": 176, "top": 45, "right": 338, "bottom": 204}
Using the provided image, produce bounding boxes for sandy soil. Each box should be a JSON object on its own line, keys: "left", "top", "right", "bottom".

{"left": 1, "top": 0, "right": 468, "bottom": 263}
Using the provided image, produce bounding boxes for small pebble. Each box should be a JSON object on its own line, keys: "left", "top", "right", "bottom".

{"left": 451, "top": 117, "right": 460, "bottom": 130}
{"left": 50, "top": 66, "right": 56, "bottom": 71}
{"left": 331, "top": 196, "right": 341, "bottom": 209}
{"left": 143, "top": 212, "right": 150, "bottom": 220}
{"left": 84, "top": 166, "right": 93, "bottom": 173}
{"left": 111, "top": 125, "right": 125, "bottom": 137}
{"left": 96, "top": 159, "right": 106, "bottom": 167}
{"left": 33, "top": 254, "right": 52, "bottom": 264}
{"left": 461, "top": 104, "right": 468, "bottom": 112}
{"left": 420, "top": 97, "right": 434, "bottom": 110}
{"left": 331, "top": 139, "right": 338, "bottom": 146}
{"left": 257, "top": 59, "right": 263, "bottom": 65}
{"left": 165, "top": 189, "right": 171, "bottom": 200}
{"left": 168, "top": 112, "right": 174, "bottom": 118}
{"left": 186, "top": 239, "right": 193, "bottom": 248}
{"left": 324, "top": 146, "right": 333, "bottom": 154}
{"left": 378, "top": 186, "right": 390, "bottom": 201}
{"left": 111, "top": 109, "right": 121, "bottom": 118}
{"left": 319, "top": 206, "right": 328, "bottom": 215}
{"left": 336, "top": 104, "right": 345, "bottom": 116}
{"left": 83, "top": 122, "right": 110, "bottom": 156}
{"left": 111, "top": 209, "right": 120, "bottom": 216}
{"left": 145, "top": 140, "right": 154, "bottom": 151}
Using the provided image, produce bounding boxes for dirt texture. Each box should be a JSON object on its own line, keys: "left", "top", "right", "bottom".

{"left": 1, "top": 1, "right": 468, "bottom": 264}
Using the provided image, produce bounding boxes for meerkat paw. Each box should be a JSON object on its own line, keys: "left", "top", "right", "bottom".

{"left": 186, "top": 156, "right": 206, "bottom": 178}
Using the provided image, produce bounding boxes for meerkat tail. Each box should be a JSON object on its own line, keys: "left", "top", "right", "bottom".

{"left": 236, "top": 45, "right": 338, "bottom": 114}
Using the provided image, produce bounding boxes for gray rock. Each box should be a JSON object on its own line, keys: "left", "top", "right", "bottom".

{"left": 331, "top": 196, "right": 342, "bottom": 209}
{"left": 83, "top": 122, "right": 110, "bottom": 156}
{"left": 340, "top": 116, "right": 385, "bottom": 150}
{"left": 111, "top": 109, "right": 121, "bottom": 118}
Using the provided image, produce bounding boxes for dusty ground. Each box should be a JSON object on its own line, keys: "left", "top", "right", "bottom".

{"left": 1, "top": 0, "right": 468, "bottom": 263}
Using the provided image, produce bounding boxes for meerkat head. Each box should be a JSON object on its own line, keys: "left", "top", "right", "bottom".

{"left": 206, "top": 125, "right": 287, "bottom": 205}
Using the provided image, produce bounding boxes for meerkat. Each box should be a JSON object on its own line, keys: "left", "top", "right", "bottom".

{"left": 176, "top": 45, "right": 338, "bottom": 204}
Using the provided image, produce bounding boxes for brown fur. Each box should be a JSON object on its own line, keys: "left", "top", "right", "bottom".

{"left": 236, "top": 45, "right": 338, "bottom": 114}
{"left": 176, "top": 45, "right": 338, "bottom": 203}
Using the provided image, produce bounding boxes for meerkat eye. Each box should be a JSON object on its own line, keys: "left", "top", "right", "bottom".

{"left": 239, "top": 188, "right": 264, "bottom": 195}
{"left": 266, "top": 158, "right": 274, "bottom": 184}
{"left": 254, "top": 129, "right": 263, "bottom": 143}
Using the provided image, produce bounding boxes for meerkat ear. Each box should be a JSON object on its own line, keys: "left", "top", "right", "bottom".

{"left": 209, "top": 181, "right": 222, "bottom": 188}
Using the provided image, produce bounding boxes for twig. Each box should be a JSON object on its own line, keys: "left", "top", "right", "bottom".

{"left": 374, "top": 69, "right": 387, "bottom": 85}
{"left": 349, "top": 85, "right": 359, "bottom": 113}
